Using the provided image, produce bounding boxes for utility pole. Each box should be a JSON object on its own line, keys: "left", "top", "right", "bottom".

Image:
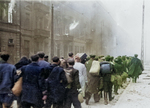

{"left": 19, "top": 0, "right": 22, "bottom": 58}
{"left": 51, "top": 4, "right": 54, "bottom": 59}
{"left": 141, "top": 0, "right": 145, "bottom": 65}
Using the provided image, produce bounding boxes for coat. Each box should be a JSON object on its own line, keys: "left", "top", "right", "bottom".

{"left": 65, "top": 67, "right": 81, "bottom": 93}
{"left": 85, "top": 59, "right": 100, "bottom": 93}
{"left": 73, "top": 62, "right": 87, "bottom": 89}
{"left": 47, "top": 66, "right": 67, "bottom": 104}
{"left": 128, "top": 57, "right": 144, "bottom": 78}
{"left": 38, "top": 60, "right": 51, "bottom": 79}
{"left": 21, "top": 62, "right": 45, "bottom": 107}
{"left": 0, "top": 62, "right": 16, "bottom": 94}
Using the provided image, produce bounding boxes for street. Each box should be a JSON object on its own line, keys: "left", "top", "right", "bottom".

{"left": 10, "top": 71, "right": 149, "bottom": 108}
{"left": 81, "top": 70, "right": 150, "bottom": 108}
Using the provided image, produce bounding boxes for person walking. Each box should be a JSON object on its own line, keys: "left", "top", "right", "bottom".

{"left": 85, "top": 55, "right": 100, "bottom": 105}
{"left": 14, "top": 56, "right": 31, "bottom": 108}
{"left": 73, "top": 55, "right": 87, "bottom": 98}
{"left": 21, "top": 54, "right": 45, "bottom": 108}
{"left": 45, "top": 57, "right": 67, "bottom": 108}
{"left": 0, "top": 52, "right": 16, "bottom": 108}
{"left": 64, "top": 58, "right": 81, "bottom": 108}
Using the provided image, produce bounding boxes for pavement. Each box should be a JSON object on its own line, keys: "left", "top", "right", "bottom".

{"left": 111, "top": 70, "right": 150, "bottom": 108}
{"left": 82, "top": 70, "right": 150, "bottom": 108}
{"left": 81, "top": 78, "right": 131, "bottom": 108}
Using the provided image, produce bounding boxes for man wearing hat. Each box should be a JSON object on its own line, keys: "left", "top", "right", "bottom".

{"left": 85, "top": 55, "right": 100, "bottom": 105}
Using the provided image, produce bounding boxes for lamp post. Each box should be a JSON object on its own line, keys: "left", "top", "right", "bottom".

{"left": 141, "top": 0, "right": 145, "bottom": 65}
{"left": 51, "top": 4, "right": 54, "bottom": 59}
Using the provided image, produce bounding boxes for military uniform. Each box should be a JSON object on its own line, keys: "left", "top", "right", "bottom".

{"left": 100, "top": 56, "right": 114, "bottom": 105}
{"left": 85, "top": 55, "right": 100, "bottom": 105}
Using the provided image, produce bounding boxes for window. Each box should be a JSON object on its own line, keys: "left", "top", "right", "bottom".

{"left": 8, "top": 3, "right": 13, "bottom": 23}
{"left": 8, "top": 39, "right": 14, "bottom": 46}
{"left": 0, "top": 3, "right": 8, "bottom": 22}
{"left": 8, "top": 39, "right": 13, "bottom": 44}
{"left": 75, "top": 46, "right": 79, "bottom": 54}
{"left": 0, "top": 1, "right": 15, "bottom": 23}
{"left": 44, "top": 18, "right": 49, "bottom": 30}
{"left": 25, "top": 13, "right": 30, "bottom": 29}
{"left": 80, "top": 46, "right": 84, "bottom": 53}
{"left": 65, "top": 25, "right": 69, "bottom": 35}
{"left": 68, "top": 45, "right": 72, "bottom": 53}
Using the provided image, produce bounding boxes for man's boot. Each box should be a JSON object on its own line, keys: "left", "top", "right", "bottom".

{"left": 85, "top": 98, "right": 89, "bottom": 105}
{"left": 109, "top": 91, "right": 114, "bottom": 101}
{"left": 104, "top": 92, "right": 108, "bottom": 105}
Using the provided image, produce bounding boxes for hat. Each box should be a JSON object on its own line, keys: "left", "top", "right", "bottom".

{"left": 101, "top": 56, "right": 105, "bottom": 60}
{"left": 94, "top": 56, "right": 99, "bottom": 60}
{"left": 99, "top": 55, "right": 104, "bottom": 58}
{"left": 90, "top": 55, "right": 96, "bottom": 58}
{"left": 44, "top": 55, "right": 48, "bottom": 58}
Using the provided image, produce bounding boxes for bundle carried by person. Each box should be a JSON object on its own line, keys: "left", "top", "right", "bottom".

{"left": 100, "top": 61, "right": 112, "bottom": 74}
{"left": 121, "top": 71, "right": 128, "bottom": 81}
{"left": 111, "top": 74, "right": 122, "bottom": 86}
{"left": 89, "top": 60, "right": 100, "bottom": 76}
{"left": 116, "top": 75, "right": 122, "bottom": 86}
{"left": 64, "top": 68, "right": 73, "bottom": 89}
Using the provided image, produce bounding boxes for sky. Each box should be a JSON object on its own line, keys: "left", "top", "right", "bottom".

{"left": 99, "top": 0, "right": 150, "bottom": 64}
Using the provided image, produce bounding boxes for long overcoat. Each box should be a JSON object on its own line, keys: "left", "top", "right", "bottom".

{"left": 85, "top": 59, "right": 100, "bottom": 94}
{"left": 21, "top": 62, "right": 45, "bottom": 107}
{"left": 47, "top": 66, "right": 67, "bottom": 104}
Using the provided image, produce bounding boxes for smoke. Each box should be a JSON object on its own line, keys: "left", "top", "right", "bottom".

{"left": 69, "top": 20, "right": 79, "bottom": 30}
{"left": 9, "top": 0, "right": 16, "bottom": 11}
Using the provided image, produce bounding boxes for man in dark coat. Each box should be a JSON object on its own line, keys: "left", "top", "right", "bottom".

{"left": 21, "top": 54, "right": 45, "bottom": 108}
{"left": 45, "top": 56, "right": 67, "bottom": 108}
{"left": 37, "top": 51, "right": 50, "bottom": 67}
{"left": 14, "top": 56, "right": 31, "bottom": 108}
{"left": 37, "top": 52, "right": 51, "bottom": 79}
{"left": 0, "top": 52, "right": 16, "bottom": 108}
{"left": 64, "top": 58, "right": 81, "bottom": 108}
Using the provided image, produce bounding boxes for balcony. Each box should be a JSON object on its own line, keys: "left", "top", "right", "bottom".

{"left": 34, "top": 29, "right": 50, "bottom": 37}
{"left": 55, "top": 35, "right": 74, "bottom": 42}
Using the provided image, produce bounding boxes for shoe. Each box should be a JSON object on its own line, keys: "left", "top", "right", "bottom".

{"left": 109, "top": 96, "right": 114, "bottom": 101}
{"left": 104, "top": 99, "right": 108, "bottom": 105}
{"left": 95, "top": 101, "right": 99, "bottom": 103}
{"left": 85, "top": 99, "right": 89, "bottom": 105}
{"left": 115, "top": 92, "right": 119, "bottom": 95}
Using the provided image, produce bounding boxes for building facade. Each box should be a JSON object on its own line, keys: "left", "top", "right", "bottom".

{"left": 0, "top": 0, "right": 119, "bottom": 64}
{"left": 0, "top": 1, "right": 51, "bottom": 64}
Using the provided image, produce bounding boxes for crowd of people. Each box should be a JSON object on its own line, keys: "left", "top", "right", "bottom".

{"left": 0, "top": 51, "right": 144, "bottom": 108}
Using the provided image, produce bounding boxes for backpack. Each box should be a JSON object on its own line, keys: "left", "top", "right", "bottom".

{"left": 64, "top": 69, "right": 73, "bottom": 83}
{"left": 100, "top": 62, "right": 111, "bottom": 74}
{"left": 89, "top": 60, "right": 100, "bottom": 76}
